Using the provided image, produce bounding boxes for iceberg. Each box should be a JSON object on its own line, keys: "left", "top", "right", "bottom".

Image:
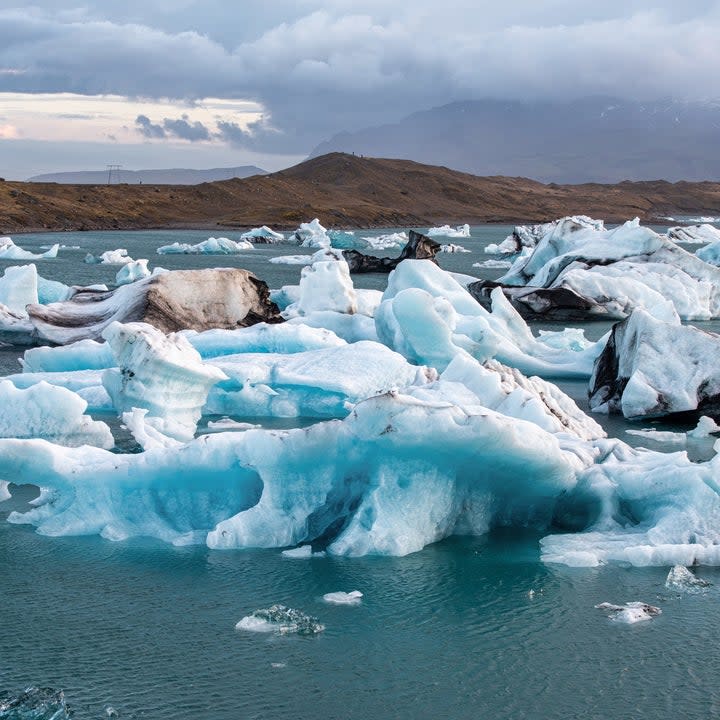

{"left": 27, "top": 268, "right": 282, "bottom": 344}
{"left": 667, "top": 224, "right": 720, "bottom": 245}
{"left": 84, "top": 248, "right": 133, "bottom": 265}
{"left": 240, "top": 225, "right": 285, "bottom": 243}
{"left": 269, "top": 254, "right": 313, "bottom": 265}
{"left": 439, "top": 244, "right": 470, "bottom": 253}
{"left": 0, "top": 236, "right": 59, "bottom": 260}
{"left": 473, "top": 260, "right": 512, "bottom": 269}
{"left": 484, "top": 216, "right": 604, "bottom": 255}
{"left": 376, "top": 260, "right": 603, "bottom": 378}
{"left": 343, "top": 231, "right": 440, "bottom": 274}
{"left": 487, "top": 218, "right": 720, "bottom": 320}
{"left": 290, "top": 219, "right": 331, "bottom": 248}
{"left": 115, "top": 258, "right": 152, "bottom": 285}
{"left": 589, "top": 309, "right": 720, "bottom": 418}
{"left": 0, "top": 379, "right": 113, "bottom": 448}
{"left": 427, "top": 224, "right": 471, "bottom": 238}
{"left": 665, "top": 565, "right": 711, "bottom": 591}
{"left": 102, "top": 322, "right": 227, "bottom": 443}
{"left": 360, "top": 232, "right": 408, "bottom": 251}
{"left": 157, "top": 237, "right": 254, "bottom": 254}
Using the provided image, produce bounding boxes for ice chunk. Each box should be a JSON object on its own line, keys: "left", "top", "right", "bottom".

{"left": 0, "top": 687, "right": 71, "bottom": 719}
{"left": 101, "top": 322, "right": 227, "bottom": 442}
{"left": 427, "top": 224, "right": 471, "bottom": 238}
{"left": 156, "top": 237, "right": 254, "bottom": 254}
{"left": 236, "top": 605, "right": 324, "bottom": 635}
{"left": 290, "top": 219, "right": 331, "bottom": 248}
{"left": 241, "top": 225, "right": 285, "bottom": 243}
{"left": 665, "top": 565, "right": 711, "bottom": 591}
{"left": 205, "top": 418, "right": 260, "bottom": 432}
{"left": 22, "top": 339, "right": 114, "bottom": 373}
{"left": 496, "top": 218, "right": 720, "bottom": 320}
{"left": 0, "top": 237, "right": 59, "bottom": 260}
{"left": 281, "top": 545, "right": 313, "bottom": 558}
{"left": 668, "top": 224, "right": 720, "bottom": 244}
{"left": 589, "top": 309, "right": 720, "bottom": 418}
{"left": 85, "top": 248, "right": 134, "bottom": 264}
{"left": 474, "top": 259, "right": 512, "bottom": 269}
{"left": 269, "top": 255, "right": 313, "bottom": 265}
{"left": 115, "top": 259, "right": 151, "bottom": 285}
{"left": 0, "top": 480, "right": 10, "bottom": 502}
{"left": 284, "top": 248, "right": 357, "bottom": 316}
{"left": 696, "top": 239, "right": 720, "bottom": 266}
{"left": 439, "top": 243, "right": 470, "bottom": 253}
{"left": 595, "top": 601, "right": 661, "bottom": 624}
{"left": 360, "top": 232, "right": 408, "bottom": 250}
{"left": 0, "top": 379, "right": 113, "bottom": 448}
{"left": 323, "top": 590, "right": 363, "bottom": 605}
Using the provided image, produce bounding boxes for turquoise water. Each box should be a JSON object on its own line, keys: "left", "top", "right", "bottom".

{"left": 1, "top": 226, "right": 718, "bottom": 719}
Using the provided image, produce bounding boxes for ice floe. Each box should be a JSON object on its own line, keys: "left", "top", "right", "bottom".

{"left": 484, "top": 216, "right": 604, "bottom": 255}
{"left": 427, "top": 224, "right": 470, "bottom": 238}
{"left": 0, "top": 236, "right": 59, "bottom": 260}
{"left": 323, "top": 590, "right": 363, "bottom": 605}
{"left": 439, "top": 243, "right": 470, "bottom": 253}
{"left": 0, "top": 687, "right": 71, "bottom": 719}
{"left": 240, "top": 225, "right": 285, "bottom": 243}
{"left": 115, "top": 259, "right": 152, "bottom": 285}
{"left": 665, "top": 565, "right": 711, "bottom": 591}
{"left": 156, "top": 237, "right": 254, "bottom": 254}
{"left": 85, "top": 248, "right": 133, "bottom": 265}
{"left": 595, "top": 602, "right": 661, "bottom": 624}
{"left": 290, "top": 219, "right": 331, "bottom": 248}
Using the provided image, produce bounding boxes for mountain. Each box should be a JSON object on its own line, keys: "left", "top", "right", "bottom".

{"left": 27, "top": 166, "right": 267, "bottom": 185}
{"left": 2, "top": 152, "right": 720, "bottom": 233}
{"left": 310, "top": 98, "right": 720, "bottom": 184}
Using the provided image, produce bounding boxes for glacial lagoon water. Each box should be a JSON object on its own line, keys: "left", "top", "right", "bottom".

{"left": 2, "top": 225, "right": 720, "bottom": 719}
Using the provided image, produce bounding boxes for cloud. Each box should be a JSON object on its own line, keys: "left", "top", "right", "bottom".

{"left": 162, "top": 114, "right": 210, "bottom": 141}
{"left": 135, "top": 114, "right": 165, "bottom": 138}
{"left": 3, "top": 3, "right": 720, "bottom": 154}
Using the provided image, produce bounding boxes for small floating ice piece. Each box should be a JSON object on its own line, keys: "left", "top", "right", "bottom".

{"left": 440, "top": 243, "right": 470, "bottom": 253}
{"left": 281, "top": 545, "right": 314, "bottom": 559}
{"left": 665, "top": 565, "right": 711, "bottom": 591}
{"left": 322, "top": 590, "right": 363, "bottom": 605}
{"left": 0, "top": 687, "right": 71, "bottom": 718}
{"left": 85, "top": 248, "right": 133, "bottom": 265}
{"left": 473, "top": 259, "right": 512, "bottom": 269}
{"left": 269, "top": 255, "right": 313, "bottom": 265}
{"left": 427, "top": 224, "right": 471, "bottom": 238}
{"left": 595, "top": 601, "right": 661, "bottom": 624}
{"left": 205, "top": 418, "right": 261, "bottom": 432}
{"left": 236, "top": 605, "right": 325, "bottom": 635}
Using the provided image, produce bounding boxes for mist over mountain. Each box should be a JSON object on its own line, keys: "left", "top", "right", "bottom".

{"left": 28, "top": 166, "right": 267, "bottom": 185}
{"left": 310, "top": 97, "right": 720, "bottom": 183}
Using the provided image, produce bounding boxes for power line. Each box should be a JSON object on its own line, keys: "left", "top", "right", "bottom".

{"left": 106, "top": 164, "right": 122, "bottom": 185}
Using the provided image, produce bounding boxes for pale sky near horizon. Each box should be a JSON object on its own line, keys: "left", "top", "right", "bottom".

{"left": 2, "top": 1, "right": 720, "bottom": 178}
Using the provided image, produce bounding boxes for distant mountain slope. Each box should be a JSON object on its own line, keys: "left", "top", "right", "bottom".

{"left": 3, "top": 152, "right": 720, "bottom": 233}
{"left": 310, "top": 98, "right": 720, "bottom": 183}
{"left": 28, "top": 166, "right": 267, "bottom": 185}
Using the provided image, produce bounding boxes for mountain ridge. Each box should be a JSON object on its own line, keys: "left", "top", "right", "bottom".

{"left": 2, "top": 152, "right": 720, "bottom": 234}
{"left": 27, "top": 166, "right": 267, "bottom": 185}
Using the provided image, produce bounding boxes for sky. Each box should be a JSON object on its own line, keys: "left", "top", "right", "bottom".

{"left": 2, "top": 1, "right": 720, "bottom": 178}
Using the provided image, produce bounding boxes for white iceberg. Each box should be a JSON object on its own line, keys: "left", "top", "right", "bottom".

{"left": 0, "top": 379, "right": 112, "bottom": 448}
{"left": 595, "top": 602, "right": 661, "bottom": 624}
{"left": 322, "top": 590, "right": 363, "bottom": 605}
{"left": 236, "top": 606, "right": 324, "bottom": 635}
{"left": 240, "top": 226, "right": 285, "bottom": 243}
{"left": 85, "top": 248, "right": 133, "bottom": 265}
{"left": 473, "top": 260, "right": 512, "bottom": 269}
{"left": 427, "top": 224, "right": 471, "bottom": 238}
{"left": 0, "top": 236, "right": 59, "bottom": 260}
{"left": 269, "top": 255, "right": 313, "bottom": 266}
{"left": 665, "top": 565, "right": 711, "bottom": 591}
{"left": 156, "top": 237, "right": 254, "bottom": 254}
{"left": 497, "top": 217, "right": 720, "bottom": 320}
{"left": 115, "top": 259, "right": 151, "bottom": 286}
{"left": 101, "top": 321, "right": 228, "bottom": 444}
{"left": 439, "top": 244, "right": 470, "bottom": 253}
{"left": 485, "top": 216, "right": 604, "bottom": 255}
{"left": 589, "top": 309, "right": 720, "bottom": 418}
{"left": 667, "top": 224, "right": 720, "bottom": 245}
{"left": 360, "top": 232, "right": 408, "bottom": 251}
{"left": 290, "top": 219, "right": 331, "bottom": 248}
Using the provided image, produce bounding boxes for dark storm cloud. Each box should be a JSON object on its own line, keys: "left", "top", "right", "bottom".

{"left": 4, "top": 2, "right": 720, "bottom": 154}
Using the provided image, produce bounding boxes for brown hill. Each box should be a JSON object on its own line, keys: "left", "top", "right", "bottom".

{"left": 2, "top": 152, "right": 720, "bottom": 233}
